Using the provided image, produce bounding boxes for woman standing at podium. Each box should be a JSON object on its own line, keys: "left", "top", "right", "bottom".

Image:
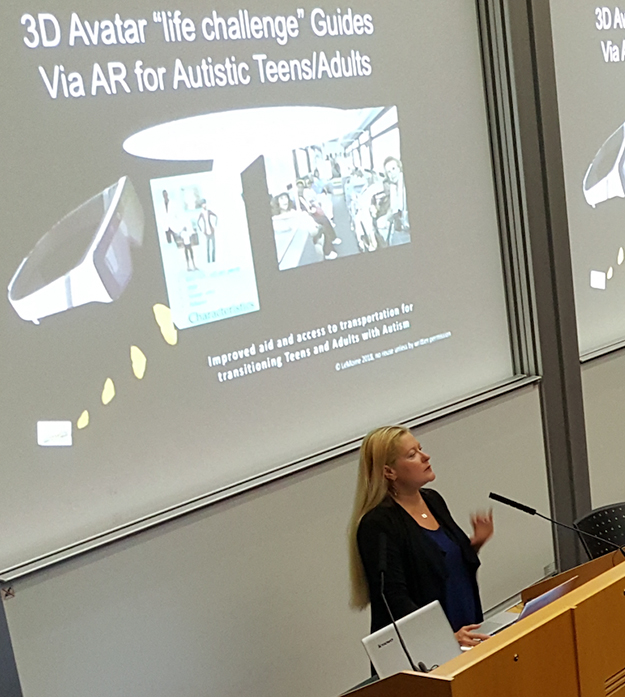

{"left": 349, "top": 426, "right": 494, "bottom": 647}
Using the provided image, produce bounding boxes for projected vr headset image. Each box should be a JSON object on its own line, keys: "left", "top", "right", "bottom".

{"left": 583, "top": 123, "right": 625, "bottom": 208}
{"left": 7, "top": 176, "right": 144, "bottom": 324}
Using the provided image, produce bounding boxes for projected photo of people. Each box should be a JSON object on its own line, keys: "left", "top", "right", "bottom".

{"left": 264, "top": 106, "right": 411, "bottom": 271}
{"left": 150, "top": 170, "right": 260, "bottom": 331}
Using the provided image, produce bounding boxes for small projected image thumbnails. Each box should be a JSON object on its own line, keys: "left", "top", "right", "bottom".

{"left": 37, "top": 420, "right": 72, "bottom": 447}
{"left": 590, "top": 270, "right": 607, "bottom": 290}
{"left": 150, "top": 170, "right": 260, "bottom": 331}
{"left": 265, "top": 106, "right": 411, "bottom": 271}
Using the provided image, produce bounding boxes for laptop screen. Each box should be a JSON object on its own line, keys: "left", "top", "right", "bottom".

{"left": 361, "top": 600, "right": 461, "bottom": 679}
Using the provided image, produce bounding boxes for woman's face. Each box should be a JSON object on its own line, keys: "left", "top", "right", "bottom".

{"left": 384, "top": 433, "right": 434, "bottom": 493}
{"left": 278, "top": 194, "right": 290, "bottom": 211}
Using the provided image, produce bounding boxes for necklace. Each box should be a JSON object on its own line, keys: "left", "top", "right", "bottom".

{"left": 421, "top": 513, "right": 428, "bottom": 518}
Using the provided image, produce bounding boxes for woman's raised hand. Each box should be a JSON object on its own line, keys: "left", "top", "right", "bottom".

{"left": 470, "top": 509, "right": 494, "bottom": 551}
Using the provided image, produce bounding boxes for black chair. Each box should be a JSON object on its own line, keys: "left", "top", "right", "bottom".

{"left": 574, "top": 502, "right": 625, "bottom": 559}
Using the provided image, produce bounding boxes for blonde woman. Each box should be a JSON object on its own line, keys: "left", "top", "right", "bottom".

{"left": 349, "top": 426, "right": 493, "bottom": 648}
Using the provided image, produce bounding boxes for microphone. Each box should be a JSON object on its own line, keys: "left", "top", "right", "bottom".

{"left": 488, "top": 492, "right": 625, "bottom": 558}
{"left": 488, "top": 492, "right": 536, "bottom": 515}
{"left": 378, "top": 532, "right": 387, "bottom": 575}
{"left": 378, "top": 533, "right": 421, "bottom": 673}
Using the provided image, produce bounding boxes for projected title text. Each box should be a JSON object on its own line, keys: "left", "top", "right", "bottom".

{"left": 595, "top": 6, "right": 625, "bottom": 62}
{"left": 21, "top": 8, "right": 375, "bottom": 99}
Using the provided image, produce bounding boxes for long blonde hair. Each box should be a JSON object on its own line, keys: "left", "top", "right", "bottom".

{"left": 348, "top": 425, "right": 410, "bottom": 609}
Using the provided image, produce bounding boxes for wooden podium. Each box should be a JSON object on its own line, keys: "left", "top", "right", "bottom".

{"left": 350, "top": 552, "right": 625, "bottom": 697}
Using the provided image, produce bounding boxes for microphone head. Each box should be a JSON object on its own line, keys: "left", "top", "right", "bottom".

{"left": 489, "top": 492, "right": 536, "bottom": 515}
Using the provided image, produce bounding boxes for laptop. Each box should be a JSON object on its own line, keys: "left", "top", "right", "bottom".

{"left": 479, "top": 575, "right": 579, "bottom": 636}
{"left": 361, "top": 600, "right": 461, "bottom": 678}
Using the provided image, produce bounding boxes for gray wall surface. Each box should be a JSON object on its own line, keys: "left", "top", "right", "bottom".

{"left": 582, "top": 350, "right": 625, "bottom": 508}
{"left": 3, "top": 386, "right": 552, "bottom": 697}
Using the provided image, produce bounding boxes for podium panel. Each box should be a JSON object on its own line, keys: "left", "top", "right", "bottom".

{"left": 348, "top": 561, "right": 625, "bottom": 697}
{"left": 352, "top": 672, "right": 453, "bottom": 697}
{"left": 350, "top": 608, "right": 579, "bottom": 697}
{"left": 572, "top": 564, "right": 625, "bottom": 697}
{"left": 430, "top": 608, "right": 579, "bottom": 697}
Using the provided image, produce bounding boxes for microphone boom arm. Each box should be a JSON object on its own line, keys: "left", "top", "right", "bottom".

{"left": 489, "top": 492, "right": 625, "bottom": 559}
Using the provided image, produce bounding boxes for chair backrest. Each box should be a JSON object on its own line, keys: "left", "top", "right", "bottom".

{"left": 574, "top": 502, "right": 625, "bottom": 559}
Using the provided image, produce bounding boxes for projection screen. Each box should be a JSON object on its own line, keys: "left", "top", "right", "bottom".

{"left": 0, "top": 0, "right": 514, "bottom": 570}
{"left": 550, "top": 0, "right": 625, "bottom": 356}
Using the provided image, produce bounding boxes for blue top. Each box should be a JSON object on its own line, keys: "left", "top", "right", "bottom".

{"left": 423, "top": 527, "right": 478, "bottom": 632}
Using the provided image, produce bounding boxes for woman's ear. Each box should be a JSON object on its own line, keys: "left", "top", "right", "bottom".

{"left": 383, "top": 465, "right": 396, "bottom": 481}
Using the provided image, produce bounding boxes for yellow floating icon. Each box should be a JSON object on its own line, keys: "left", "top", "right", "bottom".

{"left": 619, "top": 247, "right": 624, "bottom": 266}
{"left": 153, "top": 304, "right": 178, "bottom": 345}
{"left": 77, "top": 410, "right": 90, "bottom": 429}
{"left": 608, "top": 266, "right": 614, "bottom": 280}
{"left": 102, "top": 378, "right": 116, "bottom": 405}
{"left": 130, "top": 345, "right": 147, "bottom": 379}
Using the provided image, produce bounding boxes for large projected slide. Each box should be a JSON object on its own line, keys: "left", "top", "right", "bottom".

{"left": 0, "top": 0, "right": 512, "bottom": 569}
{"left": 550, "top": 1, "right": 625, "bottom": 354}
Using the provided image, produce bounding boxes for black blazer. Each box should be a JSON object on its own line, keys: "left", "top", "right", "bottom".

{"left": 356, "top": 489, "right": 483, "bottom": 633}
